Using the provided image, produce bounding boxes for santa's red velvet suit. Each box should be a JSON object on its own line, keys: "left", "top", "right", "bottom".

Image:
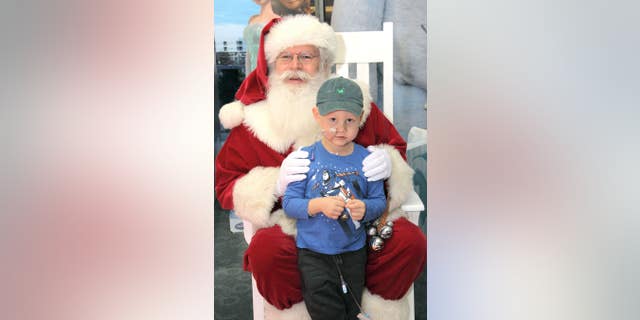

{"left": 215, "top": 15, "right": 426, "bottom": 319}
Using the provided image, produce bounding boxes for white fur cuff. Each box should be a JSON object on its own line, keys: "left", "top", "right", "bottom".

{"left": 378, "top": 144, "right": 415, "bottom": 215}
{"left": 233, "top": 166, "right": 279, "bottom": 228}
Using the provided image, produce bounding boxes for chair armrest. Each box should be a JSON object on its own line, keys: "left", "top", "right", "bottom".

{"left": 401, "top": 190, "right": 424, "bottom": 225}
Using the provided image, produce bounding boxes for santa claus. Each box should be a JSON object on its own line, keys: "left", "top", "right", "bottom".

{"left": 215, "top": 15, "right": 426, "bottom": 319}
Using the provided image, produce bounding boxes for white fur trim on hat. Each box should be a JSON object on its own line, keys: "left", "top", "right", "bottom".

{"left": 264, "top": 15, "right": 337, "bottom": 65}
{"left": 219, "top": 101, "right": 245, "bottom": 129}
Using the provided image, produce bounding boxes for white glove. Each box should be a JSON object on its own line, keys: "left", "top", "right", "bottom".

{"left": 275, "top": 149, "right": 310, "bottom": 197}
{"left": 362, "top": 146, "right": 392, "bottom": 181}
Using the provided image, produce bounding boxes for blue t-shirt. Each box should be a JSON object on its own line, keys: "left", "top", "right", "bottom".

{"left": 283, "top": 141, "right": 387, "bottom": 255}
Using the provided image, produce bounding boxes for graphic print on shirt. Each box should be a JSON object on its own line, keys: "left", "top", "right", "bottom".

{"left": 312, "top": 168, "right": 363, "bottom": 231}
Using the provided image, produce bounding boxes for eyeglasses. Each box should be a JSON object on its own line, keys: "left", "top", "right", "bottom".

{"left": 276, "top": 52, "right": 319, "bottom": 65}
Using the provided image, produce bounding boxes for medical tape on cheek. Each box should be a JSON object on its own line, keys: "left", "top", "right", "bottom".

{"left": 321, "top": 126, "right": 337, "bottom": 137}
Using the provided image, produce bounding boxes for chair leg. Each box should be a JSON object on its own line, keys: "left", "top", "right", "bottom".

{"left": 407, "top": 285, "right": 415, "bottom": 320}
{"left": 251, "top": 276, "right": 264, "bottom": 320}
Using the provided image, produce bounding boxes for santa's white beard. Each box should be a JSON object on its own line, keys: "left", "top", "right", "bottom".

{"left": 265, "top": 71, "right": 327, "bottom": 145}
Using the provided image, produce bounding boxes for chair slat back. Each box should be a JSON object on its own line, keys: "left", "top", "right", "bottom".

{"left": 334, "top": 22, "right": 394, "bottom": 122}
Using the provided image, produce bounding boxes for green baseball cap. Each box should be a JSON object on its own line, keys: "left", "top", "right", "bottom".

{"left": 316, "top": 77, "right": 363, "bottom": 116}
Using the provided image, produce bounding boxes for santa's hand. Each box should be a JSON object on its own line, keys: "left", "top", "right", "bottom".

{"left": 275, "top": 149, "right": 310, "bottom": 196}
{"left": 362, "top": 146, "right": 392, "bottom": 181}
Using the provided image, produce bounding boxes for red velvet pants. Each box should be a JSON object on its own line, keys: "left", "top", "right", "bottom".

{"left": 243, "top": 217, "right": 427, "bottom": 310}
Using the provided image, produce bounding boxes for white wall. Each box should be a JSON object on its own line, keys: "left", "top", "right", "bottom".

{"left": 427, "top": 1, "right": 640, "bottom": 319}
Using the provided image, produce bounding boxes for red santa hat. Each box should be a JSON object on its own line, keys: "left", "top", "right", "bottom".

{"left": 234, "top": 14, "right": 337, "bottom": 105}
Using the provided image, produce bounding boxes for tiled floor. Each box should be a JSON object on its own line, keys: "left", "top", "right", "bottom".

{"left": 214, "top": 200, "right": 253, "bottom": 320}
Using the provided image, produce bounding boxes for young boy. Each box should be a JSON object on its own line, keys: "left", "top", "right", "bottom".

{"left": 282, "top": 77, "right": 387, "bottom": 319}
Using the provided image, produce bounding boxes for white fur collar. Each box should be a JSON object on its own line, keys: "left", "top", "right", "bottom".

{"left": 243, "top": 100, "right": 321, "bottom": 153}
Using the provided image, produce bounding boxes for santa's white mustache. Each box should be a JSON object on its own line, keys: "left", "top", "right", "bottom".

{"left": 278, "top": 70, "right": 312, "bottom": 81}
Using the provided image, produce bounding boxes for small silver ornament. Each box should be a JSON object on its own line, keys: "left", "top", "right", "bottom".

{"left": 385, "top": 220, "right": 394, "bottom": 227}
{"left": 369, "top": 236, "right": 385, "bottom": 251}
{"left": 379, "top": 225, "right": 393, "bottom": 239}
{"left": 367, "top": 226, "right": 378, "bottom": 236}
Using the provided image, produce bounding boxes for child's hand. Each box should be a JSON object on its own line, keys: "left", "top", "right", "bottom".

{"left": 309, "top": 196, "right": 346, "bottom": 220}
{"left": 346, "top": 199, "right": 366, "bottom": 221}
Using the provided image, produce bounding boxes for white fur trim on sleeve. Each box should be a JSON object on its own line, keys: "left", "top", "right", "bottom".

{"left": 219, "top": 101, "right": 245, "bottom": 129}
{"left": 375, "top": 144, "right": 415, "bottom": 219}
{"left": 361, "top": 289, "right": 410, "bottom": 320}
{"left": 269, "top": 209, "right": 298, "bottom": 237}
{"left": 232, "top": 166, "right": 279, "bottom": 228}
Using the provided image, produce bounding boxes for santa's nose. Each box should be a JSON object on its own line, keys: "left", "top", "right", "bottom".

{"left": 288, "top": 58, "right": 302, "bottom": 69}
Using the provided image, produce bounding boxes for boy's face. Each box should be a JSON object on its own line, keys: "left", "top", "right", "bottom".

{"left": 313, "top": 108, "right": 361, "bottom": 148}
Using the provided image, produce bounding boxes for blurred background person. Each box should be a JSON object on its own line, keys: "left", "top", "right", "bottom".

{"left": 331, "top": 0, "right": 427, "bottom": 139}
{"left": 272, "top": 0, "right": 312, "bottom": 16}
{"left": 243, "top": 0, "right": 280, "bottom": 72}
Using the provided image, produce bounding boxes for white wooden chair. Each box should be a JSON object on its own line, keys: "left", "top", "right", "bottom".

{"left": 244, "top": 22, "right": 425, "bottom": 320}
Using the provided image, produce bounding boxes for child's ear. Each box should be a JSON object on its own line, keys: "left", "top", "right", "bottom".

{"left": 312, "top": 106, "right": 320, "bottom": 119}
